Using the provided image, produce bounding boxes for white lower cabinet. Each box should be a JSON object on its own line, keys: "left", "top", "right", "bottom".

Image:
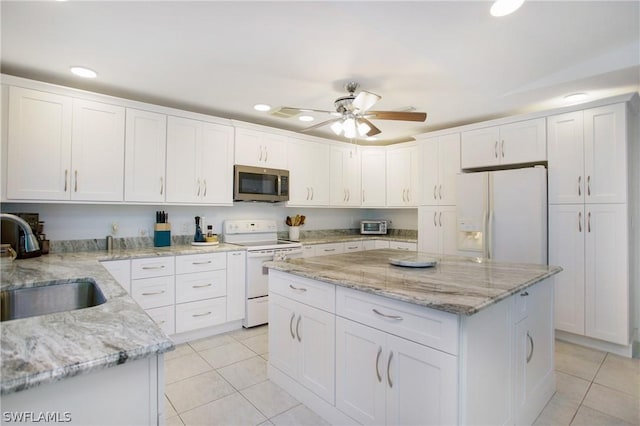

{"left": 175, "top": 297, "right": 227, "bottom": 334}
{"left": 336, "top": 317, "right": 457, "bottom": 426}
{"left": 146, "top": 305, "right": 176, "bottom": 336}
{"left": 269, "top": 291, "right": 335, "bottom": 404}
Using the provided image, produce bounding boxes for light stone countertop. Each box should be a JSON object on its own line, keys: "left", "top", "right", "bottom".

{"left": 0, "top": 243, "right": 245, "bottom": 395}
{"left": 266, "top": 249, "right": 562, "bottom": 316}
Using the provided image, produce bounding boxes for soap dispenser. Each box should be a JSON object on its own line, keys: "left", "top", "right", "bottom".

{"left": 193, "top": 216, "right": 205, "bottom": 242}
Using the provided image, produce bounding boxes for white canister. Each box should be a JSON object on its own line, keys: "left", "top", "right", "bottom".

{"left": 289, "top": 226, "right": 300, "bottom": 241}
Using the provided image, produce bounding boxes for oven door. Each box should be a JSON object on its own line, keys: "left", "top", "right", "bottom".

{"left": 246, "top": 249, "right": 274, "bottom": 298}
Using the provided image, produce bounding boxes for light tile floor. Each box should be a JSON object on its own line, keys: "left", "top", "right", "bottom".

{"left": 165, "top": 326, "right": 639, "bottom": 426}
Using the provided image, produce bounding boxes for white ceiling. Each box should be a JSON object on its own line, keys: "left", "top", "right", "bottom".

{"left": 2, "top": 1, "right": 639, "bottom": 144}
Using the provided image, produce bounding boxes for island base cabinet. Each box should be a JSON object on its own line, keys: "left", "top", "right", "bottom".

{"left": 336, "top": 317, "right": 458, "bottom": 426}
{"left": 1, "top": 355, "right": 163, "bottom": 425}
{"left": 269, "top": 292, "right": 335, "bottom": 404}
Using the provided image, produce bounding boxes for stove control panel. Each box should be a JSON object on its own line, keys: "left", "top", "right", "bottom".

{"left": 224, "top": 219, "right": 277, "bottom": 235}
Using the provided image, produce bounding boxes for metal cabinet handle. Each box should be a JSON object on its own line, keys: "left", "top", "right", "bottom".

{"left": 520, "top": 291, "right": 529, "bottom": 297}
{"left": 372, "top": 308, "right": 403, "bottom": 321}
{"left": 74, "top": 170, "right": 78, "bottom": 192}
{"left": 387, "top": 350, "right": 394, "bottom": 388}
{"left": 324, "top": 248, "right": 336, "bottom": 252}
{"left": 375, "top": 346, "right": 382, "bottom": 382}
{"left": 494, "top": 141, "right": 498, "bottom": 158}
{"left": 439, "top": 184, "right": 442, "bottom": 200}
{"left": 588, "top": 211, "right": 591, "bottom": 233}
{"left": 264, "top": 146, "right": 268, "bottom": 162}
{"left": 310, "top": 187, "right": 314, "bottom": 200}
{"left": 347, "top": 189, "right": 350, "bottom": 202}
{"left": 578, "top": 176, "right": 582, "bottom": 196}
{"left": 347, "top": 246, "right": 358, "bottom": 250}
{"left": 306, "top": 187, "right": 310, "bottom": 200}
{"left": 160, "top": 177, "right": 164, "bottom": 195}
{"left": 203, "top": 179, "right": 207, "bottom": 197}
{"left": 259, "top": 145, "right": 263, "bottom": 162}
{"left": 192, "top": 260, "right": 212, "bottom": 265}
{"left": 526, "top": 332, "right": 534, "bottom": 363}
{"left": 501, "top": 140, "right": 505, "bottom": 158}
{"left": 141, "top": 290, "right": 165, "bottom": 296}
{"left": 231, "top": 252, "right": 243, "bottom": 256}
{"left": 192, "top": 311, "right": 211, "bottom": 318}
{"left": 406, "top": 189, "right": 410, "bottom": 202}
{"left": 578, "top": 212, "right": 582, "bottom": 233}
{"left": 288, "top": 284, "right": 307, "bottom": 292}
{"left": 362, "top": 189, "right": 365, "bottom": 203}
{"left": 296, "top": 315, "right": 302, "bottom": 342}
{"left": 343, "top": 189, "right": 347, "bottom": 202}
{"left": 64, "top": 169, "right": 68, "bottom": 192}
{"left": 433, "top": 212, "right": 437, "bottom": 227}
{"left": 433, "top": 185, "right": 437, "bottom": 200}
{"left": 439, "top": 211, "right": 442, "bottom": 227}
{"left": 196, "top": 179, "right": 201, "bottom": 196}
{"left": 402, "top": 189, "right": 406, "bottom": 202}
{"left": 142, "top": 265, "right": 165, "bottom": 270}
{"left": 587, "top": 175, "right": 591, "bottom": 196}
{"left": 192, "top": 283, "right": 212, "bottom": 289}
{"left": 289, "top": 313, "right": 295, "bottom": 339}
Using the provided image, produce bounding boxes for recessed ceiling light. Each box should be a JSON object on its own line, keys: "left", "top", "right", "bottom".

{"left": 253, "top": 104, "right": 271, "bottom": 112}
{"left": 298, "top": 115, "right": 314, "bottom": 122}
{"left": 366, "top": 137, "right": 378, "bottom": 142}
{"left": 563, "top": 93, "right": 588, "bottom": 103}
{"left": 490, "top": 0, "right": 525, "bottom": 17}
{"left": 70, "top": 66, "right": 97, "bottom": 78}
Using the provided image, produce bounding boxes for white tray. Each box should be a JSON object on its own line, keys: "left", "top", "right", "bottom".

{"left": 389, "top": 255, "right": 437, "bottom": 268}
{"left": 191, "top": 241, "right": 219, "bottom": 246}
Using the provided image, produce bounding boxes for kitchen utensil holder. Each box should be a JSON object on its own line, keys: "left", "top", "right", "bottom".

{"left": 154, "top": 223, "right": 171, "bottom": 247}
{"left": 289, "top": 226, "right": 300, "bottom": 242}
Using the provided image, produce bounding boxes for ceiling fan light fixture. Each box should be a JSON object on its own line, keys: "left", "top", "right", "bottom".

{"left": 343, "top": 118, "right": 357, "bottom": 139}
{"left": 563, "top": 92, "right": 588, "bottom": 103}
{"left": 330, "top": 121, "right": 343, "bottom": 135}
{"left": 357, "top": 121, "right": 371, "bottom": 136}
{"left": 70, "top": 66, "right": 97, "bottom": 78}
{"left": 490, "top": 0, "right": 525, "bottom": 17}
{"left": 298, "top": 115, "right": 314, "bottom": 122}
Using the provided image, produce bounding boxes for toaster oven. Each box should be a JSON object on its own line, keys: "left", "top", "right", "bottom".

{"left": 360, "top": 220, "right": 388, "bottom": 235}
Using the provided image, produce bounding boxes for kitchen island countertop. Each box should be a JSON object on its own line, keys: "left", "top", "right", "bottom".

{"left": 266, "top": 249, "right": 562, "bottom": 316}
{"left": 0, "top": 243, "right": 244, "bottom": 395}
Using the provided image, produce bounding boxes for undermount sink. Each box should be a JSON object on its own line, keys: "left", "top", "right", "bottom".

{"left": 0, "top": 279, "right": 106, "bottom": 322}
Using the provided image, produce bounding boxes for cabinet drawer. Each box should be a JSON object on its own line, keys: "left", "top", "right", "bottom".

{"left": 315, "top": 243, "right": 344, "bottom": 256}
{"left": 301, "top": 245, "right": 316, "bottom": 258}
{"left": 336, "top": 286, "right": 459, "bottom": 355}
{"left": 131, "top": 257, "right": 174, "bottom": 279}
{"left": 175, "top": 252, "right": 226, "bottom": 274}
{"left": 175, "top": 298, "right": 227, "bottom": 333}
{"left": 175, "top": 270, "right": 227, "bottom": 304}
{"left": 389, "top": 241, "right": 417, "bottom": 251}
{"left": 146, "top": 305, "right": 175, "bottom": 335}
{"left": 344, "top": 241, "right": 363, "bottom": 252}
{"left": 269, "top": 270, "right": 335, "bottom": 313}
{"left": 131, "top": 276, "right": 175, "bottom": 309}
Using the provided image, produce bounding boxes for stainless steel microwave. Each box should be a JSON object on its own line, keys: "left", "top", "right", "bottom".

{"left": 361, "top": 220, "right": 388, "bottom": 235}
{"left": 234, "top": 165, "right": 289, "bottom": 202}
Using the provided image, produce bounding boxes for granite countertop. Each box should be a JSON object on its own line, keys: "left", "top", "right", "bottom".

{"left": 266, "top": 249, "right": 562, "bottom": 316}
{"left": 0, "top": 243, "right": 245, "bottom": 395}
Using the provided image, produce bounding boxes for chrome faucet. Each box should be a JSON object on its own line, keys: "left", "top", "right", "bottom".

{"left": 0, "top": 213, "right": 41, "bottom": 254}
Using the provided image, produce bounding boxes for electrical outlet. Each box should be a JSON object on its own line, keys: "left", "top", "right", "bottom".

{"left": 111, "top": 222, "right": 119, "bottom": 235}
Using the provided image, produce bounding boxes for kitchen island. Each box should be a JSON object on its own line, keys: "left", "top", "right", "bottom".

{"left": 0, "top": 243, "right": 241, "bottom": 425}
{"left": 266, "top": 249, "right": 562, "bottom": 426}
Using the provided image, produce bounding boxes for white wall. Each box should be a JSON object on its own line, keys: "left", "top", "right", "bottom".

{"left": 0, "top": 203, "right": 416, "bottom": 241}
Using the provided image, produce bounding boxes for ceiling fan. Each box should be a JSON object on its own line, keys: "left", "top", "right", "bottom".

{"left": 277, "top": 82, "right": 427, "bottom": 139}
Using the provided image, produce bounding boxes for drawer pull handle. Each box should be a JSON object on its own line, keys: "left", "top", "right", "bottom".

{"left": 387, "top": 350, "right": 394, "bottom": 388}
{"left": 231, "top": 252, "right": 243, "bottom": 256}
{"left": 192, "top": 311, "right": 212, "bottom": 318}
{"left": 192, "top": 283, "right": 212, "bottom": 289}
{"left": 520, "top": 291, "right": 529, "bottom": 297}
{"left": 324, "top": 248, "right": 336, "bottom": 252}
{"left": 142, "top": 265, "right": 165, "bottom": 270}
{"left": 141, "top": 290, "right": 165, "bottom": 296}
{"left": 372, "top": 309, "right": 403, "bottom": 321}
{"left": 192, "top": 260, "right": 212, "bottom": 265}
{"left": 347, "top": 246, "right": 358, "bottom": 249}
{"left": 296, "top": 315, "right": 302, "bottom": 342}
{"left": 289, "top": 313, "right": 296, "bottom": 339}
{"left": 289, "top": 284, "right": 307, "bottom": 292}
{"left": 375, "top": 346, "right": 382, "bottom": 383}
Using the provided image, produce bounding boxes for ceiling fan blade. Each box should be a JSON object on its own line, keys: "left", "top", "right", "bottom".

{"left": 365, "top": 111, "right": 427, "bottom": 122}
{"left": 359, "top": 118, "right": 381, "bottom": 137}
{"left": 300, "top": 117, "right": 342, "bottom": 133}
{"left": 352, "top": 90, "right": 381, "bottom": 113}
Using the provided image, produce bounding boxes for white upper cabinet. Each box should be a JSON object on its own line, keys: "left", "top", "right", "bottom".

{"left": 7, "top": 86, "right": 73, "bottom": 200}
{"left": 6, "top": 87, "right": 125, "bottom": 202}
{"left": 71, "top": 99, "right": 125, "bottom": 201}
{"left": 360, "top": 147, "right": 386, "bottom": 207}
{"left": 124, "top": 108, "right": 167, "bottom": 203}
{"left": 234, "top": 127, "right": 287, "bottom": 169}
{"left": 330, "top": 145, "right": 361, "bottom": 206}
{"left": 461, "top": 118, "right": 546, "bottom": 169}
{"left": 548, "top": 103, "right": 627, "bottom": 204}
{"left": 386, "top": 144, "right": 419, "bottom": 207}
{"left": 166, "top": 116, "right": 234, "bottom": 204}
{"left": 420, "top": 133, "right": 460, "bottom": 206}
{"left": 418, "top": 206, "right": 457, "bottom": 256}
{"left": 287, "top": 138, "right": 330, "bottom": 206}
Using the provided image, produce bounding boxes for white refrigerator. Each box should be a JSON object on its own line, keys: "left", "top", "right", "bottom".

{"left": 456, "top": 166, "right": 547, "bottom": 264}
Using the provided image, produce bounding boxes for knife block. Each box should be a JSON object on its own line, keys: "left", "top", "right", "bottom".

{"left": 154, "top": 223, "right": 171, "bottom": 247}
